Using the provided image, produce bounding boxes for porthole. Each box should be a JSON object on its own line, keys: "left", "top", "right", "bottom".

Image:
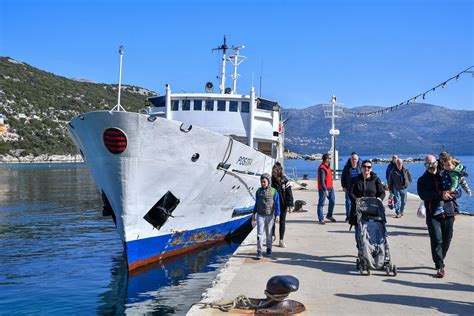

{"left": 103, "top": 128, "right": 127, "bottom": 154}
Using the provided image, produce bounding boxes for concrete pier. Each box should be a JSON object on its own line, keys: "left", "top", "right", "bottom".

{"left": 188, "top": 181, "right": 473, "bottom": 315}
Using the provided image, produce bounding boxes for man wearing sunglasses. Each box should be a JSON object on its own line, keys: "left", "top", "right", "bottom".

{"left": 417, "top": 155, "right": 455, "bottom": 278}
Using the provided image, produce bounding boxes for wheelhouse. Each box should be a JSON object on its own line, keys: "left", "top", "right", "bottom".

{"left": 145, "top": 91, "right": 283, "bottom": 159}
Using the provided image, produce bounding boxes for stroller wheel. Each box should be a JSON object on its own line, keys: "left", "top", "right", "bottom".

{"left": 392, "top": 265, "right": 397, "bottom": 276}
{"left": 385, "top": 266, "right": 390, "bottom": 276}
{"left": 356, "top": 259, "right": 360, "bottom": 270}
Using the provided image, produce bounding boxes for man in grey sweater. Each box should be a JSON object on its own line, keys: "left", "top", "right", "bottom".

{"left": 388, "top": 158, "right": 412, "bottom": 217}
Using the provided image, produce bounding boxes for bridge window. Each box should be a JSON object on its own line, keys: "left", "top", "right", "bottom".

{"left": 217, "top": 100, "right": 226, "bottom": 111}
{"left": 241, "top": 101, "right": 249, "bottom": 113}
{"left": 182, "top": 100, "right": 190, "bottom": 111}
{"left": 257, "top": 98, "right": 278, "bottom": 111}
{"left": 149, "top": 96, "right": 165, "bottom": 107}
{"left": 172, "top": 100, "right": 179, "bottom": 111}
{"left": 205, "top": 100, "right": 214, "bottom": 111}
{"left": 193, "top": 100, "right": 202, "bottom": 111}
{"left": 229, "top": 101, "right": 238, "bottom": 112}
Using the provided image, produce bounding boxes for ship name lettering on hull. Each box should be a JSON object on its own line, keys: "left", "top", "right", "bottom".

{"left": 236, "top": 156, "right": 253, "bottom": 166}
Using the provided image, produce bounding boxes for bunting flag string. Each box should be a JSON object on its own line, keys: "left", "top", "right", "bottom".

{"left": 342, "top": 66, "right": 473, "bottom": 117}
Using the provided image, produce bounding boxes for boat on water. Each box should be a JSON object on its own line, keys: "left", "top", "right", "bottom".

{"left": 68, "top": 37, "right": 284, "bottom": 270}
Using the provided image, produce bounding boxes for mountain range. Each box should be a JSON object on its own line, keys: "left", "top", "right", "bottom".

{"left": 283, "top": 103, "right": 474, "bottom": 155}
{"left": 1, "top": 56, "right": 472, "bottom": 156}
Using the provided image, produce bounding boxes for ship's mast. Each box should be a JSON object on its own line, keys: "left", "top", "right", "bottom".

{"left": 212, "top": 36, "right": 228, "bottom": 94}
{"left": 111, "top": 45, "right": 126, "bottom": 112}
{"left": 227, "top": 46, "right": 246, "bottom": 94}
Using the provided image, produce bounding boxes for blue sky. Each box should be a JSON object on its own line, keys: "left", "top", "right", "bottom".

{"left": 1, "top": 0, "right": 472, "bottom": 110}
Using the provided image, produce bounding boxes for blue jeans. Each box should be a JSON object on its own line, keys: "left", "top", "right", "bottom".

{"left": 392, "top": 187, "right": 407, "bottom": 215}
{"left": 256, "top": 214, "right": 274, "bottom": 253}
{"left": 317, "top": 189, "right": 335, "bottom": 221}
{"left": 427, "top": 215, "right": 454, "bottom": 269}
{"left": 355, "top": 224, "right": 361, "bottom": 251}
{"left": 345, "top": 191, "right": 351, "bottom": 219}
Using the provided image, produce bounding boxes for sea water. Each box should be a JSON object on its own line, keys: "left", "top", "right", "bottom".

{"left": 285, "top": 155, "right": 474, "bottom": 214}
{"left": 0, "top": 164, "right": 243, "bottom": 314}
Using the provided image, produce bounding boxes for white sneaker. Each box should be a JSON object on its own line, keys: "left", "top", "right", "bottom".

{"left": 279, "top": 240, "right": 286, "bottom": 248}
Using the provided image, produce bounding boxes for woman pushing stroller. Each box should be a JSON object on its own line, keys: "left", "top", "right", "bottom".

{"left": 348, "top": 159, "right": 386, "bottom": 232}
{"left": 349, "top": 160, "right": 396, "bottom": 275}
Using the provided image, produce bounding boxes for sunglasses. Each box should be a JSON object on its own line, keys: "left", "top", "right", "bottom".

{"left": 424, "top": 161, "right": 438, "bottom": 168}
{"left": 362, "top": 165, "right": 372, "bottom": 169}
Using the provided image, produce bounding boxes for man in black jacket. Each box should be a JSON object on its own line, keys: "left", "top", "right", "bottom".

{"left": 341, "top": 153, "right": 361, "bottom": 222}
{"left": 417, "top": 155, "right": 455, "bottom": 278}
{"left": 386, "top": 155, "right": 398, "bottom": 183}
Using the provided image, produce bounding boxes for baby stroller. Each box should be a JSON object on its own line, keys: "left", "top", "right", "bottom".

{"left": 354, "top": 197, "right": 397, "bottom": 276}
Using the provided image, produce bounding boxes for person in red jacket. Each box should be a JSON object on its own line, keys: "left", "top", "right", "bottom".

{"left": 317, "top": 153, "right": 335, "bottom": 224}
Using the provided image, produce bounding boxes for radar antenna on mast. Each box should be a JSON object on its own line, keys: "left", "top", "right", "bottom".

{"left": 212, "top": 36, "right": 246, "bottom": 94}
{"left": 212, "top": 36, "right": 229, "bottom": 94}
{"left": 227, "top": 45, "right": 246, "bottom": 94}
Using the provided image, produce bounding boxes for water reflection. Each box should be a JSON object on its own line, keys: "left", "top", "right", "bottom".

{"left": 0, "top": 164, "right": 250, "bottom": 314}
{"left": 98, "top": 237, "right": 245, "bottom": 315}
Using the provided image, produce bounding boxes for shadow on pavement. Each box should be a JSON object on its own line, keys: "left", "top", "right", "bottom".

{"left": 387, "top": 230, "right": 428, "bottom": 237}
{"left": 335, "top": 293, "right": 473, "bottom": 315}
{"left": 326, "top": 230, "right": 355, "bottom": 234}
{"left": 285, "top": 220, "right": 317, "bottom": 224}
{"left": 383, "top": 279, "right": 474, "bottom": 293}
{"left": 386, "top": 224, "right": 428, "bottom": 231}
{"left": 272, "top": 252, "right": 359, "bottom": 276}
{"left": 285, "top": 220, "right": 349, "bottom": 225}
{"left": 394, "top": 266, "right": 434, "bottom": 277}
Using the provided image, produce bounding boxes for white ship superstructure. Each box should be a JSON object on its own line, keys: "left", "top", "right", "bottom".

{"left": 68, "top": 37, "right": 284, "bottom": 270}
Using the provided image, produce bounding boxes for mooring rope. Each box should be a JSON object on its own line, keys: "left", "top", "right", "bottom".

{"left": 195, "top": 291, "right": 290, "bottom": 312}
{"left": 195, "top": 294, "right": 257, "bottom": 312}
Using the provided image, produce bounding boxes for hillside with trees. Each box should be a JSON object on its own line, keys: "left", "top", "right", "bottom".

{"left": 0, "top": 57, "right": 156, "bottom": 155}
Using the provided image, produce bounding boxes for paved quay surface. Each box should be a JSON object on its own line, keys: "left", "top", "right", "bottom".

{"left": 188, "top": 180, "right": 474, "bottom": 315}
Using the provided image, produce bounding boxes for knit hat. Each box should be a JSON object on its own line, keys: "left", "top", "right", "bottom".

{"left": 260, "top": 173, "right": 271, "bottom": 184}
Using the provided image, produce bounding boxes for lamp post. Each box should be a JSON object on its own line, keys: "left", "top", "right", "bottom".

{"left": 329, "top": 95, "right": 340, "bottom": 179}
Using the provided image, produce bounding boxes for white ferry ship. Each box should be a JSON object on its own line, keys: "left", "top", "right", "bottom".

{"left": 68, "top": 38, "right": 284, "bottom": 270}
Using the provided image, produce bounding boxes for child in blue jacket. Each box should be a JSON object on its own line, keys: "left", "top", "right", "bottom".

{"left": 253, "top": 173, "right": 280, "bottom": 259}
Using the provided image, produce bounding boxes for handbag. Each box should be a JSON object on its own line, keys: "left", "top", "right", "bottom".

{"left": 417, "top": 201, "right": 426, "bottom": 218}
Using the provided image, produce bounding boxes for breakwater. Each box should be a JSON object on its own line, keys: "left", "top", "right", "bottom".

{"left": 0, "top": 154, "right": 83, "bottom": 163}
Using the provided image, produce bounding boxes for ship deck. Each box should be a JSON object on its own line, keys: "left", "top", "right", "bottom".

{"left": 188, "top": 180, "right": 474, "bottom": 315}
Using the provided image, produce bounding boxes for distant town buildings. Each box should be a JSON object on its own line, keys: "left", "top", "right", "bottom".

{"left": 0, "top": 114, "right": 5, "bottom": 135}
{"left": 0, "top": 114, "right": 19, "bottom": 141}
